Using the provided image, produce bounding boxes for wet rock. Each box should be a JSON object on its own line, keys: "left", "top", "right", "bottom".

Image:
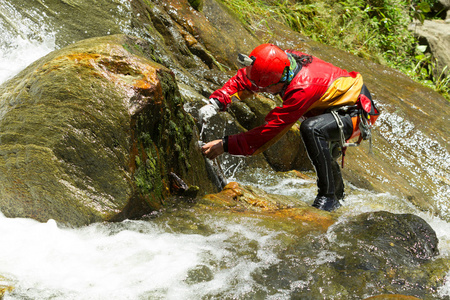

{"left": 363, "top": 295, "right": 421, "bottom": 300}
{"left": 200, "top": 182, "right": 337, "bottom": 234}
{"left": 409, "top": 19, "right": 450, "bottom": 78}
{"left": 0, "top": 34, "right": 218, "bottom": 226}
{"left": 199, "top": 107, "right": 271, "bottom": 172}
{"left": 257, "top": 210, "right": 447, "bottom": 299}
{"left": 184, "top": 265, "right": 214, "bottom": 284}
{"left": 169, "top": 172, "right": 201, "bottom": 199}
{"left": 331, "top": 211, "right": 439, "bottom": 270}
{"left": 187, "top": 0, "right": 203, "bottom": 12}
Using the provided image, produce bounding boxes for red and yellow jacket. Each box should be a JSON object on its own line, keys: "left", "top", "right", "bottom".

{"left": 210, "top": 51, "right": 364, "bottom": 156}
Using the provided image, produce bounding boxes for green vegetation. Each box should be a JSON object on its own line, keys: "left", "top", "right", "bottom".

{"left": 220, "top": 0, "right": 449, "bottom": 100}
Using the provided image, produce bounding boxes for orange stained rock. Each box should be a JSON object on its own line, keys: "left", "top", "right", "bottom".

{"left": 63, "top": 50, "right": 165, "bottom": 111}
{"left": 269, "top": 207, "right": 336, "bottom": 231}
{"left": 223, "top": 181, "right": 245, "bottom": 197}
{"left": 133, "top": 68, "right": 159, "bottom": 91}
{"left": 202, "top": 183, "right": 241, "bottom": 207}
{"left": 202, "top": 182, "right": 337, "bottom": 232}
{"left": 221, "top": 182, "right": 278, "bottom": 210}
{"left": 65, "top": 53, "right": 101, "bottom": 62}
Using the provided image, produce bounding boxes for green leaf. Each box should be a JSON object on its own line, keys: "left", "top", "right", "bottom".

{"left": 418, "top": 2, "right": 431, "bottom": 13}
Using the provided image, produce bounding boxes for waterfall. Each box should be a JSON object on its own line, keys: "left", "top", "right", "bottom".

{"left": 0, "top": 2, "right": 56, "bottom": 83}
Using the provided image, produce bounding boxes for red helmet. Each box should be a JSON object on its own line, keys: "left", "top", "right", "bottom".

{"left": 247, "top": 44, "right": 290, "bottom": 88}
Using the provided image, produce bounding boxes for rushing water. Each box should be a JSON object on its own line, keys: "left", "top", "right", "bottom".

{"left": 1, "top": 171, "right": 450, "bottom": 299}
{"left": 0, "top": 2, "right": 56, "bottom": 83}
{"left": 1, "top": 2, "right": 450, "bottom": 299}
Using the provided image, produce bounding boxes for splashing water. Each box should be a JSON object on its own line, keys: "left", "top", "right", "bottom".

{"left": 376, "top": 107, "right": 450, "bottom": 217}
{"left": 0, "top": 2, "right": 56, "bottom": 83}
{"left": 0, "top": 212, "right": 283, "bottom": 299}
{"left": 1, "top": 173, "right": 450, "bottom": 299}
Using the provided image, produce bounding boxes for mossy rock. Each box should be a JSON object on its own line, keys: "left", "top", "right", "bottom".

{"left": 0, "top": 34, "right": 218, "bottom": 226}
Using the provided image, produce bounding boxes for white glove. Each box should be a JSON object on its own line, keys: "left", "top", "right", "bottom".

{"left": 199, "top": 99, "right": 220, "bottom": 123}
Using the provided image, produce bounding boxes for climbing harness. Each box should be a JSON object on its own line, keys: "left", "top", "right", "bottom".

{"left": 330, "top": 105, "right": 374, "bottom": 168}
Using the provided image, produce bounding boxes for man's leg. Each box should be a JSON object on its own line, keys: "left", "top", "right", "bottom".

{"left": 330, "top": 142, "right": 345, "bottom": 201}
{"left": 300, "top": 113, "right": 353, "bottom": 211}
{"left": 332, "top": 159, "right": 345, "bottom": 201}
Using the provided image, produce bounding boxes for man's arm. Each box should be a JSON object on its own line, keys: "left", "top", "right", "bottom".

{"left": 209, "top": 68, "right": 256, "bottom": 110}
{"left": 227, "top": 89, "right": 316, "bottom": 156}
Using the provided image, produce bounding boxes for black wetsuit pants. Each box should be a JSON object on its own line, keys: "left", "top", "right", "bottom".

{"left": 300, "top": 109, "right": 355, "bottom": 200}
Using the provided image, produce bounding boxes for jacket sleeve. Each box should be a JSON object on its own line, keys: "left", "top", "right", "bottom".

{"left": 209, "top": 68, "right": 257, "bottom": 111}
{"left": 228, "top": 88, "right": 317, "bottom": 156}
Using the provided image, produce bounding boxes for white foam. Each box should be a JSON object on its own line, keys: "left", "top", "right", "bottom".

{"left": 0, "top": 213, "right": 281, "bottom": 299}
{"left": 0, "top": 35, "right": 56, "bottom": 84}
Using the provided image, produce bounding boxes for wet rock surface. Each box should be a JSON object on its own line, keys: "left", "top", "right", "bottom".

{"left": 256, "top": 210, "right": 444, "bottom": 299}
{"left": 0, "top": 34, "right": 218, "bottom": 226}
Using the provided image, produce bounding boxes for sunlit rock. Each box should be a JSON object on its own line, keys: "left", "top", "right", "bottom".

{"left": 409, "top": 19, "right": 450, "bottom": 78}
{"left": 200, "top": 182, "right": 337, "bottom": 234}
{"left": 364, "top": 294, "right": 422, "bottom": 300}
{"left": 0, "top": 34, "right": 218, "bottom": 226}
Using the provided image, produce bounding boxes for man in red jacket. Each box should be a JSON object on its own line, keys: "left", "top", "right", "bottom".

{"left": 200, "top": 44, "right": 378, "bottom": 212}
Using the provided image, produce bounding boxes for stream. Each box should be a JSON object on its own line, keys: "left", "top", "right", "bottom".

{"left": 0, "top": 169, "right": 450, "bottom": 299}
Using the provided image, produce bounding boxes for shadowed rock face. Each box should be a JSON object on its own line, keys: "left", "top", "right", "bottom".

{"left": 0, "top": 34, "right": 218, "bottom": 226}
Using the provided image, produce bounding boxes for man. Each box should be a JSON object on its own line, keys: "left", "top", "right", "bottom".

{"left": 200, "top": 44, "right": 379, "bottom": 212}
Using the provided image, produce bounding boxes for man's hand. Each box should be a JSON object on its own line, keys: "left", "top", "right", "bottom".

{"left": 201, "top": 139, "right": 224, "bottom": 160}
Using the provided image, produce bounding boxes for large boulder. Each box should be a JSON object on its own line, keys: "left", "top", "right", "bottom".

{"left": 0, "top": 34, "right": 218, "bottom": 226}
{"left": 254, "top": 210, "right": 446, "bottom": 299}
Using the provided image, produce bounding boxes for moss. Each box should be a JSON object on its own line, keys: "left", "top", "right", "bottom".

{"left": 141, "top": 146, "right": 164, "bottom": 196}
{"left": 131, "top": 67, "right": 199, "bottom": 209}
{"left": 122, "top": 39, "right": 163, "bottom": 65}
{"left": 157, "top": 70, "right": 196, "bottom": 172}
{"left": 188, "top": 0, "right": 203, "bottom": 12}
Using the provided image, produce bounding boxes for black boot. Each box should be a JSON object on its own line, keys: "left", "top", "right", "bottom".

{"left": 312, "top": 195, "right": 341, "bottom": 212}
